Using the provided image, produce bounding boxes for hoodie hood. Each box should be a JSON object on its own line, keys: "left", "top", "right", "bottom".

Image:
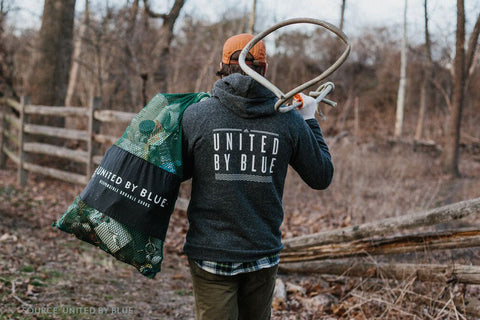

{"left": 212, "top": 73, "right": 277, "bottom": 118}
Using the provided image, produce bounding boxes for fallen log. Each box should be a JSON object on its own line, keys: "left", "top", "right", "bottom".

{"left": 281, "top": 228, "right": 480, "bottom": 262}
{"left": 279, "top": 260, "right": 480, "bottom": 285}
{"left": 283, "top": 197, "right": 480, "bottom": 251}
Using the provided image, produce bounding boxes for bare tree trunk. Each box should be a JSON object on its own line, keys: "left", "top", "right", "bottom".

{"left": 144, "top": 0, "right": 185, "bottom": 93}
{"left": 123, "top": 0, "right": 140, "bottom": 108}
{"left": 92, "top": 31, "right": 103, "bottom": 102}
{"left": 468, "top": 46, "right": 480, "bottom": 78}
{"left": 338, "top": 93, "right": 352, "bottom": 131}
{"left": 394, "top": 0, "right": 407, "bottom": 139}
{"left": 442, "top": 0, "right": 465, "bottom": 176}
{"left": 65, "top": 0, "right": 89, "bottom": 107}
{"left": 28, "top": 0, "right": 76, "bottom": 116}
{"left": 0, "top": 1, "right": 18, "bottom": 99}
{"left": 415, "top": 85, "right": 427, "bottom": 141}
{"left": 415, "top": 0, "right": 433, "bottom": 142}
{"left": 465, "top": 12, "right": 480, "bottom": 88}
{"left": 465, "top": 12, "right": 480, "bottom": 79}
{"left": 248, "top": 0, "right": 257, "bottom": 34}
{"left": 195, "top": 47, "right": 217, "bottom": 92}
{"left": 339, "top": 0, "right": 346, "bottom": 31}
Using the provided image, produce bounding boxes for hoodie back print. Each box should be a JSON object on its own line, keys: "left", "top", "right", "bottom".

{"left": 181, "top": 74, "right": 333, "bottom": 262}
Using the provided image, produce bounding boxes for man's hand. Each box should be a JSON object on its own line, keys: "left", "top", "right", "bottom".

{"left": 293, "top": 93, "right": 317, "bottom": 120}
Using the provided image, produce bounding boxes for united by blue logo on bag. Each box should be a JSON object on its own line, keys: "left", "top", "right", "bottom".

{"left": 80, "top": 145, "right": 180, "bottom": 240}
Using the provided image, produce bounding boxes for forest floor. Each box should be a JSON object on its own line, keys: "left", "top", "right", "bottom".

{"left": 1, "top": 136, "right": 480, "bottom": 319}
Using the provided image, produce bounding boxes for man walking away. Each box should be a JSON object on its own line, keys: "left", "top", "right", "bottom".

{"left": 181, "top": 33, "right": 333, "bottom": 320}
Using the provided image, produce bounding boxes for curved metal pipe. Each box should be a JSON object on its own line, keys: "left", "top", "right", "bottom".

{"left": 239, "top": 18, "right": 351, "bottom": 112}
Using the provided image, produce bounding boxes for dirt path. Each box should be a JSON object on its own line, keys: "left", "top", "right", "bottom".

{"left": 0, "top": 169, "right": 321, "bottom": 320}
{"left": 0, "top": 167, "right": 198, "bottom": 320}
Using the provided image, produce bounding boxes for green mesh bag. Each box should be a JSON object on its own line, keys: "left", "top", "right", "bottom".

{"left": 53, "top": 92, "right": 209, "bottom": 278}
{"left": 115, "top": 92, "right": 209, "bottom": 176}
{"left": 54, "top": 197, "right": 165, "bottom": 278}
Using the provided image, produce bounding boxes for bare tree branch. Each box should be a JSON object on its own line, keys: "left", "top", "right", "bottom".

{"left": 142, "top": 0, "right": 186, "bottom": 92}
{"left": 143, "top": 0, "right": 169, "bottom": 19}
{"left": 128, "top": 0, "right": 139, "bottom": 34}
{"left": 432, "top": 78, "right": 452, "bottom": 113}
{"left": 339, "top": 0, "right": 346, "bottom": 31}
{"left": 465, "top": 12, "right": 480, "bottom": 77}
{"left": 442, "top": 0, "right": 466, "bottom": 175}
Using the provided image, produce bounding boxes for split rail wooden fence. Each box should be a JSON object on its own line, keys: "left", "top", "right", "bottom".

{"left": 0, "top": 96, "right": 135, "bottom": 186}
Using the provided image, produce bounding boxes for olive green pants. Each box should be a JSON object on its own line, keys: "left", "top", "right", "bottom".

{"left": 188, "top": 259, "right": 278, "bottom": 320}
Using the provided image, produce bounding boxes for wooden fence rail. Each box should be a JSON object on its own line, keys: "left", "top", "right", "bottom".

{"left": 0, "top": 96, "right": 136, "bottom": 186}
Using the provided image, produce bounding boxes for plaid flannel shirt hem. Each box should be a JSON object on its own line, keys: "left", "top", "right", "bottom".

{"left": 194, "top": 253, "right": 280, "bottom": 276}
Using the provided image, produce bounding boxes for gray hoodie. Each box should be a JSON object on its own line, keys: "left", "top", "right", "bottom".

{"left": 181, "top": 73, "right": 333, "bottom": 262}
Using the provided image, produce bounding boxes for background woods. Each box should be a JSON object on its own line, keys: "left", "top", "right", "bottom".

{"left": 1, "top": 0, "right": 480, "bottom": 319}
{"left": 1, "top": 0, "right": 479, "bottom": 165}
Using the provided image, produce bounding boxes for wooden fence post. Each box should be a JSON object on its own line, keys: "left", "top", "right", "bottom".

{"left": 0, "top": 98, "right": 6, "bottom": 169}
{"left": 17, "top": 96, "right": 29, "bottom": 186}
{"left": 87, "top": 97, "right": 101, "bottom": 178}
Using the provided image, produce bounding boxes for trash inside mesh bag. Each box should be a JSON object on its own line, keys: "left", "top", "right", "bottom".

{"left": 53, "top": 92, "right": 209, "bottom": 278}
